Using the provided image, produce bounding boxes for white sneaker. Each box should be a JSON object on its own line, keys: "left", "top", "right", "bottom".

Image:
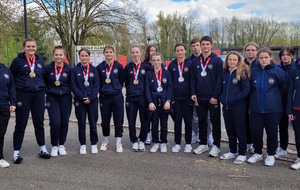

{"left": 0, "top": 159, "right": 10, "bottom": 168}
{"left": 100, "top": 142, "right": 109, "bottom": 151}
{"left": 91, "top": 145, "right": 98, "bottom": 154}
{"left": 171, "top": 144, "right": 181, "bottom": 153}
{"left": 150, "top": 143, "right": 159, "bottom": 153}
{"left": 58, "top": 145, "right": 67, "bottom": 156}
{"left": 265, "top": 155, "right": 275, "bottom": 166}
{"left": 220, "top": 152, "right": 237, "bottom": 160}
{"left": 234, "top": 155, "right": 247, "bottom": 164}
{"left": 291, "top": 158, "right": 300, "bottom": 170}
{"left": 138, "top": 141, "right": 145, "bottom": 152}
{"left": 132, "top": 142, "right": 139, "bottom": 152}
{"left": 116, "top": 142, "right": 123, "bottom": 153}
{"left": 209, "top": 145, "right": 220, "bottom": 157}
{"left": 160, "top": 143, "right": 167, "bottom": 153}
{"left": 247, "top": 153, "right": 263, "bottom": 164}
{"left": 79, "top": 145, "right": 86, "bottom": 155}
{"left": 145, "top": 133, "right": 151, "bottom": 145}
{"left": 275, "top": 147, "right": 287, "bottom": 158}
{"left": 184, "top": 144, "right": 192, "bottom": 153}
{"left": 50, "top": 146, "right": 58, "bottom": 157}
{"left": 193, "top": 145, "right": 209, "bottom": 155}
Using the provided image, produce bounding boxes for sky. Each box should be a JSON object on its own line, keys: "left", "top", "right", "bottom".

{"left": 140, "top": 0, "right": 300, "bottom": 23}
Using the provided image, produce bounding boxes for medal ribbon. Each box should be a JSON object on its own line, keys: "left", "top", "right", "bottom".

{"left": 82, "top": 63, "right": 90, "bottom": 82}
{"left": 54, "top": 63, "right": 64, "bottom": 81}
{"left": 177, "top": 59, "right": 185, "bottom": 78}
{"left": 200, "top": 57, "right": 211, "bottom": 71}
{"left": 133, "top": 61, "right": 141, "bottom": 80}
{"left": 106, "top": 60, "right": 115, "bottom": 78}
{"left": 25, "top": 54, "right": 36, "bottom": 72}
{"left": 154, "top": 67, "right": 162, "bottom": 87}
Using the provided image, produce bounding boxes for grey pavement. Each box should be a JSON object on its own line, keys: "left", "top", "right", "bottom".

{"left": 0, "top": 115, "right": 299, "bottom": 190}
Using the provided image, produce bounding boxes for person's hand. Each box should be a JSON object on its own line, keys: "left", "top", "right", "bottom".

{"left": 289, "top": 114, "right": 295, "bottom": 121}
{"left": 10, "top": 106, "right": 16, "bottom": 112}
{"left": 191, "top": 95, "right": 197, "bottom": 102}
{"left": 210, "top": 97, "right": 218, "bottom": 105}
{"left": 163, "top": 101, "right": 170, "bottom": 110}
{"left": 83, "top": 97, "right": 90, "bottom": 104}
{"left": 149, "top": 103, "right": 156, "bottom": 111}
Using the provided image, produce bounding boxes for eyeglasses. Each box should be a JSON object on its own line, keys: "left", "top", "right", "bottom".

{"left": 245, "top": 49, "right": 257, "bottom": 52}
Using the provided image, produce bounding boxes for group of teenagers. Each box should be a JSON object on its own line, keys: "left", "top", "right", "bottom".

{"left": 0, "top": 36, "right": 300, "bottom": 171}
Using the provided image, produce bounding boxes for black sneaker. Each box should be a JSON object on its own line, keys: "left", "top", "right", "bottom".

{"left": 38, "top": 151, "right": 51, "bottom": 159}
{"left": 14, "top": 155, "right": 23, "bottom": 164}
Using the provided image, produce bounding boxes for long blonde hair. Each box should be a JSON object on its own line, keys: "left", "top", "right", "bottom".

{"left": 223, "top": 51, "right": 251, "bottom": 80}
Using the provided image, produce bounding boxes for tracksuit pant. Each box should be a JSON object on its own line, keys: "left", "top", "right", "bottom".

{"left": 46, "top": 94, "right": 72, "bottom": 146}
{"left": 151, "top": 106, "right": 168, "bottom": 143}
{"left": 13, "top": 90, "right": 46, "bottom": 150}
{"left": 0, "top": 108, "right": 10, "bottom": 159}
{"left": 249, "top": 112, "right": 281, "bottom": 155}
{"left": 292, "top": 110, "right": 300, "bottom": 158}
{"left": 100, "top": 92, "right": 124, "bottom": 137}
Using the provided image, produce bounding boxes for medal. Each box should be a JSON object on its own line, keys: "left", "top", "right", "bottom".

{"left": 105, "top": 60, "right": 115, "bottom": 85}
{"left": 157, "top": 86, "right": 163, "bottom": 92}
{"left": 133, "top": 79, "right": 139, "bottom": 85}
{"left": 133, "top": 61, "right": 141, "bottom": 85}
{"left": 29, "top": 71, "right": 36, "bottom": 78}
{"left": 177, "top": 59, "right": 185, "bottom": 83}
{"left": 178, "top": 76, "right": 184, "bottom": 82}
{"left": 25, "top": 54, "right": 36, "bottom": 78}
{"left": 200, "top": 56, "right": 211, "bottom": 77}
{"left": 84, "top": 81, "right": 90, "bottom": 86}
{"left": 55, "top": 80, "right": 60, "bottom": 86}
{"left": 105, "top": 78, "right": 111, "bottom": 84}
{"left": 82, "top": 63, "right": 90, "bottom": 87}
{"left": 54, "top": 63, "right": 64, "bottom": 87}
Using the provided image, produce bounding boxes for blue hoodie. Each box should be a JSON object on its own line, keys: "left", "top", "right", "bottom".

{"left": 0, "top": 63, "right": 16, "bottom": 110}
{"left": 249, "top": 63, "right": 286, "bottom": 113}
{"left": 10, "top": 52, "right": 45, "bottom": 92}
{"left": 287, "top": 61, "right": 300, "bottom": 114}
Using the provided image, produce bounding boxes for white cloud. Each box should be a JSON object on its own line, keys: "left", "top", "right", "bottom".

{"left": 141, "top": 0, "right": 300, "bottom": 23}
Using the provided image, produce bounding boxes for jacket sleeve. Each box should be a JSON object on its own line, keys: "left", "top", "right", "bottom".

{"left": 89, "top": 67, "right": 100, "bottom": 102}
{"left": 118, "top": 65, "right": 125, "bottom": 87}
{"left": 70, "top": 68, "right": 85, "bottom": 100}
{"left": 233, "top": 74, "right": 251, "bottom": 102}
{"left": 213, "top": 59, "right": 223, "bottom": 99}
{"left": 191, "top": 60, "right": 197, "bottom": 96}
{"left": 286, "top": 69, "right": 295, "bottom": 115}
{"left": 9, "top": 69, "right": 16, "bottom": 106}
{"left": 145, "top": 72, "right": 153, "bottom": 104}
{"left": 166, "top": 72, "right": 173, "bottom": 101}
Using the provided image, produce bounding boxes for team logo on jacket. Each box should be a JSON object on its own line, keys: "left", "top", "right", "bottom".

{"left": 89, "top": 72, "right": 94, "bottom": 77}
{"left": 162, "top": 78, "right": 167, "bottom": 83}
{"left": 24, "top": 65, "right": 28, "bottom": 68}
{"left": 63, "top": 72, "right": 68, "bottom": 77}
{"left": 75, "top": 101, "right": 79, "bottom": 107}
{"left": 296, "top": 76, "right": 299, "bottom": 80}
{"left": 268, "top": 78, "right": 275, "bottom": 84}
{"left": 208, "top": 64, "right": 213, "bottom": 69}
{"left": 17, "top": 101, "right": 22, "bottom": 107}
{"left": 4, "top": 74, "right": 9, "bottom": 79}
{"left": 113, "top": 68, "right": 118, "bottom": 74}
{"left": 45, "top": 102, "right": 50, "bottom": 107}
{"left": 37, "top": 64, "right": 42, "bottom": 68}
{"left": 141, "top": 69, "right": 145, "bottom": 75}
{"left": 232, "top": 78, "right": 238, "bottom": 84}
{"left": 184, "top": 67, "right": 189, "bottom": 72}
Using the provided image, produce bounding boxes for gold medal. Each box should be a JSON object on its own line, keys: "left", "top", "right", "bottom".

{"left": 29, "top": 71, "right": 36, "bottom": 78}
{"left": 133, "top": 79, "right": 139, "bottom": 85}
{"left": 55, "top": 80, "right": 60, "bottom": 86}
{"left": 105, "top": 78, "right": 111, "bottom": 84}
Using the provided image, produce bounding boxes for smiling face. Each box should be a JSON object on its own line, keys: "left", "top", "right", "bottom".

{"left": 151, "top": 55, "right": 162, "bottom": 70}
{"left": 175, "top": 45, "right": 186, "bottom": 60}
{"left": 130, "top": 47, "right": 141, "bottom": 63}
{"left": 227, "top": 54, "right": 239, "bottom": 69}
{"left": 53, "top": 49, "right": 65, "bottom": 66}
{"left": 79, "top": 50, "right": 90, "bottom": 66}
{"left": 104, "top": 48, "right": 114, "bottom": 62}
{"left": 24, "top": 41, "right": 37, "bottom": 58}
